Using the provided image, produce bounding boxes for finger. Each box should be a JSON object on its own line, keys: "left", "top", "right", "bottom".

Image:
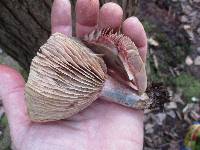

{"left": 122, "top": 17, "right": 147, "bottom": 61}
{"left": 76, "top": 0, "right": 99, "bottom": 37}
{"left": 0, "top": 65, "right": 30, "bottom": 139}
{"left": 51, "top": 0, "right": 72, "bottom": 36}
{"left": 99, "top": 2, "right": 123, "bottom": 30}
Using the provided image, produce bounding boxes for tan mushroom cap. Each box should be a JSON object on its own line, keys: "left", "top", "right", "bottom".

{"left": 25, "top": 33, "right": 107, "bottom": 122}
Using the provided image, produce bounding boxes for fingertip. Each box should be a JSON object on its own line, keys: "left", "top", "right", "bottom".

{"left": 99, "top": 2, "right": 123, "bottom": 29}
{"left": 76, "top": 0, "right": 99, "bottom": 37}
{"left": 139, "top": 46, "right": 148, "bottom": 63}
{"left": 122, "top": 17, "right": 147, "bottom": 61}
{"left": 76, "top": 0, "right": 99, "bottom": 26}
{"left": 51, "top": 0, "right": 72, "bottom": 36}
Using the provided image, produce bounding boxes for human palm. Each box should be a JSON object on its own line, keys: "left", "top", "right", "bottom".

{"left": 0, "top": 0, "right": 147, "bottom": 150}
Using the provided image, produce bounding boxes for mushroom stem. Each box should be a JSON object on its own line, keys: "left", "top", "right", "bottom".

{"left": 100, "top": 76, "right": 149, "bottom": 109}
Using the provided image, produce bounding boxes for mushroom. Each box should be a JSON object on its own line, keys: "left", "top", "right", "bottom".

{"left": 25, "top": 30, "right": 154, "bottom": 122}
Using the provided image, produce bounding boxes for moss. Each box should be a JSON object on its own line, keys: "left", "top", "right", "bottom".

{"left": 0, "top": 115, "right": 8, "bottom": 128}
{"left": 0, "top": 126, "right": 11, "bottom": 150}
{"left": 0, "top": 116, "right": 11, "bottom": 150}
{"left": 19, "top": 69, "right": 28, "bottom": 81}
{"left": 172, "top": 74, "right": 200, "bottom": 100}
{"left": 142, "top": 20, "right": 157, "bottom": 33}
{"left": 149, "top": 72, "right": 200, "bottom": 101}
{"left": 148, "top": 62, "right": 200, "bottom": 100}
{"left": 155, "top": 32, "right": 188, "bottom": 67}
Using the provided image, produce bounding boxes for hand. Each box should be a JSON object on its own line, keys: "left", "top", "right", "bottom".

{"left": 0, "top": 0, "right": 147, "bottom": 149}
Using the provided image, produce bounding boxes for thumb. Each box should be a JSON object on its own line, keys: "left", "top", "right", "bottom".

{"left": 0, "top": 65, "right": 30, "bottom": 141}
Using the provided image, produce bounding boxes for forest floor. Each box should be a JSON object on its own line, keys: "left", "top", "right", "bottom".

{"left": 0, "top": 0, "right": 200, "bottom": 150}
{"left": 138, "top": 0, "right": 200, "bottom": 149}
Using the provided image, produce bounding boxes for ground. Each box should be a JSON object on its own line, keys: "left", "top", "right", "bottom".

{"left": 138, "top": 0, "right": 200, "bottom": 149}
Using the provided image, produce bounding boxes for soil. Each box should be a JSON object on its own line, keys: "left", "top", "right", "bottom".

{"left": 137, "top": 0, "right": 200, "bottom": 149}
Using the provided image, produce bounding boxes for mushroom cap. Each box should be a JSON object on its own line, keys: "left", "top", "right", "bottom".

{"left": 25, "top": 33, "right": 107, "bottom": 122}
